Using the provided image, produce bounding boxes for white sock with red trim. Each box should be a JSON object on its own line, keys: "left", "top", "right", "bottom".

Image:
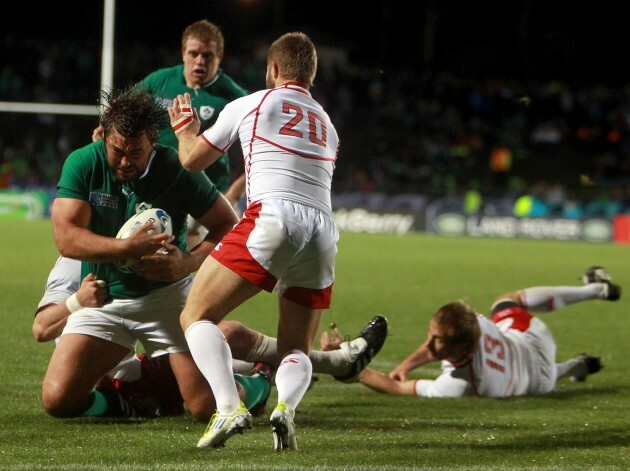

{"left": 274, "top": 350, "right": 312, "bottom": 410}
{"left": 520, "top": 284, "right": 604, "bottom": 312}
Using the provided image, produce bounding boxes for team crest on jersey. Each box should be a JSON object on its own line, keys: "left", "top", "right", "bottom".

{"left": 155, "top": 97, "right": 173, "bottom": 110}
{"left": 136, "top": 201, "right": 153, "bottom": 212}
{"left": 199, "top": 106, "right": 215, "bottom": 120}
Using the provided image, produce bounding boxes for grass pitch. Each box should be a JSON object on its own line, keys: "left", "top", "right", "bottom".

{"left": 1, "top": 219, "right": 630, "bottom": 470}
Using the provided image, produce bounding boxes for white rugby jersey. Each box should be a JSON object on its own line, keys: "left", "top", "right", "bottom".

{"left": 416, "top": 315, "right": 533, "bottom": 398}
{"left": 201, "top": 82, "right": 339, "bottom": 213}
{"left": 37, "top": 256, "right": 81, "bottom": 311}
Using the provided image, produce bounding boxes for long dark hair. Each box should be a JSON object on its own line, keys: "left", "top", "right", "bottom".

{"left": 99, "top": 86, "right": 167, "bottom": 144}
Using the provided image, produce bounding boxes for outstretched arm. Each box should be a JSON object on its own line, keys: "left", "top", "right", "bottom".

{"left": 359, "top": 368, "right": 418, "bottom": 395}
{"left": 363, "top": 365, "right": 470, "bottom": 398}
{"left": 388, "top": 338, "right": 438, "bottom": 381}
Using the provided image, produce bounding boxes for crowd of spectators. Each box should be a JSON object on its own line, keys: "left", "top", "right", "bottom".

{"left": 1, "top": 32, "right": 629, "bottom": 219}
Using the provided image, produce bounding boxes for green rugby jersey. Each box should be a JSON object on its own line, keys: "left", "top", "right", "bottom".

{"left": 138, "top": 65, "right": 248, "bottom": 192}
{"left": 56, "top": 141, "right": 219, "bottom": 299}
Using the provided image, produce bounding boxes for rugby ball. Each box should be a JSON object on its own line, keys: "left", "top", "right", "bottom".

{"left": 114, "top": 208, "right": 172, "bottom": 273}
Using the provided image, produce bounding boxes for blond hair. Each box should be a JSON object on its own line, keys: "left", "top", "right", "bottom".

{"left": 268, "top": 32, "right": 317, "bottom": 87}
{"left": 181, "top": 20, "right": 224, "bottom": 54}
{"left": 432, "top": 300, "right": 481, "bottom": 357}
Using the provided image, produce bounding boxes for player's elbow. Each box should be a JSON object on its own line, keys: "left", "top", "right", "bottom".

{"left": 55, "top": 241, "right": 77, "bottom": 259}
{"left": 32, "top": 323, "right": 54, "bottom": 343}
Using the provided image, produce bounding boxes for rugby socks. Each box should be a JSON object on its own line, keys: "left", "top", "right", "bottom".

{"left": 232, "top": 359, "right": 256, "bottom": 375}
{"left": 244, "top": 332, "right": 352, "bottom": 376}
{"left": 185, "top": 320, "right": 241, "bottom": 414}
{"left": 79, "top": 389, "right": 110, "bottom": 417}
{"left": 234, "top": 373, "right": 271, "bottom": 411}
{"left": 79, "top": 388, "right": 135, "bottom": 417}
{"left": 274, "top": 350, "right": 312, "bottom": 410}
{"left": 245, "top": 334, "right": 278, "bottom": 366}
{"left": 520, "top": 284, "right": 605, "bottom": 312}
{"left": 308, "top": 348, "right": 355, "bottom": 376}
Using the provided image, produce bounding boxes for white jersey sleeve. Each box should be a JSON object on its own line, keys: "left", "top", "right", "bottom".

{"left": 415, "top": 361, "right": 472, "bottom": 397}
{"left": 201, "top": 83, "right": 339, "bottom": 213}
{"left": 36, "top": 256, "right": 81, "bottom": 312}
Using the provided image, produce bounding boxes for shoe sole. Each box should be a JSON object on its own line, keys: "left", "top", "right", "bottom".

{"left": 197, "top": 426, "right": 249, "bottom": 448}
{"left": 270, "top": 416, "right": 297, "bottom": 451}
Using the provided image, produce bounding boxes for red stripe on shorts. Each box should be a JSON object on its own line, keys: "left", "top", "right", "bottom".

{"left": 211, "top": 202, "right": 277, "bottom": 292}
{"left": 283, "top": 284, "right": 334, "bottom": 309}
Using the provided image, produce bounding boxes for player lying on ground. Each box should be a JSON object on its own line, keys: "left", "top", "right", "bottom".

{"left": 35, "top": 256, "right": 387, "bottom": 418}
{"left": 321, "top": 267, "right": 620, "bottom": 398}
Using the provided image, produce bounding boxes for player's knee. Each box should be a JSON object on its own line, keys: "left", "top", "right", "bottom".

{"left": 219, "top": 320, "right": 243, "bottom": 342}
{"left": 41, "top": 386, "right": 78, "bottom": 418}
{"left": 180, "top": 309, "right": 195, "bottom": 331}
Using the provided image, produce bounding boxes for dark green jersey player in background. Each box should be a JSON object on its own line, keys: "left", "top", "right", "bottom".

{"left": 92, "top": 20, "right": 248, "bottom": 246}
{"left": 137, "top": 20, "right": 248, "bottom": 196}
{"left": 95, "top": 20, "right": 247, "bottom": 195}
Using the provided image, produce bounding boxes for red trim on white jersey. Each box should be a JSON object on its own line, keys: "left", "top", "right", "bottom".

{"left": 200, "top": 134, "right": 228, "bottom": 154}
{"left": 249, "top": 86, "right": 337, "bottom": 162}
{"left": 201, "top": 83, "right": 338, "bottom": 211}
{"left": 253, "top": 134, "right": 337, "bottom": 162}
{"left": 279, "top": 81, "right": 310, "bottom": 94}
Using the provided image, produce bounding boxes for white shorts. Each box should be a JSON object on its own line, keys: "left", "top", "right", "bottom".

{"left": 521, "top": 317, "right": 557, "bottom": 394}
{"left": 186, "top": 214, "right": 209, "bottom": 240}
{"left": 62, "top": 276, "right": 193, "bottom": 357}
{"left": 212, "top": 199, "right": 339, "bottom": 309}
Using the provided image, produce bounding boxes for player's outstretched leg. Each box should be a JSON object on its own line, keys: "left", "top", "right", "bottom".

{"left": 334, "top": 315, "right": 389, "bottom": 383}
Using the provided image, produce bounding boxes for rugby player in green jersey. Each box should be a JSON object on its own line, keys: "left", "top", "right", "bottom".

{"left": 92, "top": 20, "right": 248, "bottom": 245}
{"left": 47, "top": 86, "right": 248, "bottom": 421}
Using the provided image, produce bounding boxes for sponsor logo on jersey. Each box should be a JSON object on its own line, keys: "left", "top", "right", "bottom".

{"left": 89, "top": 192, "right": 118, "bottom": 208}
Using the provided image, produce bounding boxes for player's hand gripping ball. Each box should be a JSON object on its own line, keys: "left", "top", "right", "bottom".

{"left": 114, "top": 208, "right": 172, "bottom": 273}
